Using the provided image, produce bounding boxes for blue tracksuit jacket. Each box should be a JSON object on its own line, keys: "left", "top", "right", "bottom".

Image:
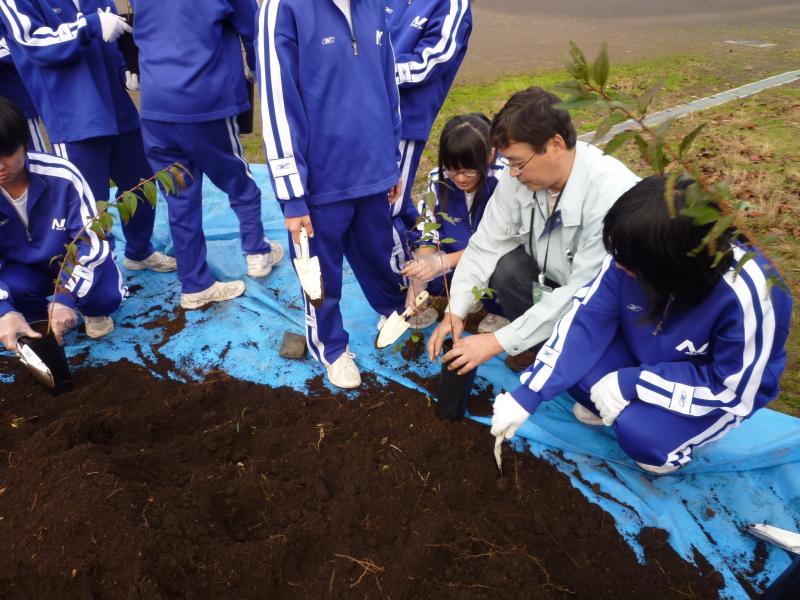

{"left": 132, "top": 0, "right": 257, "bottom": 123}
{"left": 0, "top": 0, "right": 139, "bottom": 143}
{"left": 257, "top": 0, "right": 401, "bottom": 218}
{"left": 0, "top": 36, "right": 37, "bottom": 118}
{"left": 410, "top": 156, "right": 504, "bottom": 252}
{"left": 385, "top": 0, "right": 471, "bottom": 141}
{"left": 511, "top": 249, "right": 793, "bottom": 419}
{"left": 0, "top": 152, "right": 112, "bottom": 316}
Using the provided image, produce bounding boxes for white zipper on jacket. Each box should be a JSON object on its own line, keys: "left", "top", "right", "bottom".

{"left": 332, "top": 0, "right": 358, "bottom": 55}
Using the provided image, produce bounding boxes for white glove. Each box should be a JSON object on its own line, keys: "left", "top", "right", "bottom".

{"left": 48, "top": 303, "right": 77, "bottom": 345}
{"left": 0, "top": 311, "right": 40, "bottom": 351}
{"left": 490, "top": 392, "right": 531, "bottom": 440}
{"left": 590, "top": 371, "right": 630, "bottom": 426}
{"left": 401, "top": 251, "right": 451, "bottom": 283}
{"left": 125, "top": 70, "right": 139, "bottom": 91}
{"left": 97, "top": 8, "right": 132, "bottom": 43}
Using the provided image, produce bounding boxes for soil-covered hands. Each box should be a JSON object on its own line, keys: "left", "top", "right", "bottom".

{"left": 442, "top": 332, "right": 503, "bottom": 375}
{"left": 490, "top": 392, "right": 531, "bottom": 440}
{"left": 590, "top": 371, "right": 630, "bottom": 426}
{"left": 97, "top": 8, "right": 132, "bottom": 43}
{"left": 401, "top": 251, "right": 451, "bottom": 283}
{"left": 388, "top": 178, "right": 402, "bottom": 204}
{"left": 427, "top": 313, "right": 464, "bottom": 360}
{"left": 0, "top": 311, "right": 39, "bottom": 351}
{"left": 285, "top": 215, "right": 314, "bottom": 244}
{"left": 48, "top": 303, "right": 77, "bottom": 345}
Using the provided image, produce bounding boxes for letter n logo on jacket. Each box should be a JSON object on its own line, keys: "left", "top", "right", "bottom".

{"left": 410, "top": 16, "right": 428, "bottom": 30}
{"left": 51, "top": 218, "right": 66, "bottom": 231}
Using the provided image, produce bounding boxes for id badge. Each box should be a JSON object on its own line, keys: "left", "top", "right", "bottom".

{"left": 532, "top": 281, "right": 553, "bottom": 305}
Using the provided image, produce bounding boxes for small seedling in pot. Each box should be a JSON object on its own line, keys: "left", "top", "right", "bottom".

{"left": 400, "top": 330, "right": 425, "bottom": 361}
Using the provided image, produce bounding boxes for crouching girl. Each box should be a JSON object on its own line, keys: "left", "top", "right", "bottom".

{"left": 402, "top": 113, "right": 505, "bottom": 326}
{"left": 0, "top": 98, "right": 125, "bottom": 351}
{"left": 491, "top": 175, "right": 792, "bottom": 474}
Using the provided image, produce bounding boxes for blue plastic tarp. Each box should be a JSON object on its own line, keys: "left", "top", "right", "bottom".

{"left": 4, "top": 164, "right": 799, "bottom": 598}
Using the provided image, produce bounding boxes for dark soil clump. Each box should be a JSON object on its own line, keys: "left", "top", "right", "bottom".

{"left": 0, "top": 360, "right": 723, "bottom": 599}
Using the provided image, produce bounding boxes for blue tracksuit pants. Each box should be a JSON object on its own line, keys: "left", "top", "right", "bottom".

{"left": 52, "top": 130, "right": 156, "bottom": 262}
{"left": 0, "top": 258, "right": 125, "bottom": 322}
{"left": 289, "top": 192, "right": 405, "bottom": 366}
{"left": 141, "top": 117, "right": 270, "bottom": 293}
{"left": 568, "top": 333, "right": 744, "bottom": 469}
{"left": 391, "top": 138, "right": 427, "bottom": 267}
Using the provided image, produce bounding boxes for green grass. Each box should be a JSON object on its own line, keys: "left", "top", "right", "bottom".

{"left": 240, "top": 52, "right": 800, "bottom": 415}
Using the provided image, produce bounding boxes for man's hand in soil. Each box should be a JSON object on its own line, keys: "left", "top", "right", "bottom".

{"left": 491, "top": 392, "right": 531, "bottom": 440}
{"left": 427, "top": 313, "right": 465, "bottom": 360}
{"left": 0, "top": 311, "right": 39, "bottom": 351}
{"left": 285, "top": 215, "right": 314, "bottom": 244}
{"left": 443, "top": 332, "right": 503, "bottom": 375}
{"left": 388, "top": 178, "right": 403, "bottom": 204}
{"left": 49, "top": 303, "right": 77, "bottom": 345}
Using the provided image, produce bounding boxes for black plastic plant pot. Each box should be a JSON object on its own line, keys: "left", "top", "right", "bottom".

{"left": 237, "top": 79, "right": 255, "bottom": 135}
{"left": 436, "top": 338, "right": 477, "bottom": 421}
{"left": 16, "top": 320, "right": 72, "bottom": 395}
{"left": 117, "top": 13, "right": 138, "bottom": 76}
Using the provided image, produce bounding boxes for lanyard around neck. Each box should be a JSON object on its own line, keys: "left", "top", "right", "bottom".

{"left": 529, "top": 186, "right": 565, "bottom": 284}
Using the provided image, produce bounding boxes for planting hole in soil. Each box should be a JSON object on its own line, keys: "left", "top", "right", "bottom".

{"left": 0, "top": 357, "right": 727, "bottom": 599}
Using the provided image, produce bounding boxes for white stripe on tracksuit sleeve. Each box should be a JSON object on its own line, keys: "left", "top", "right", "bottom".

{"left": 394, "top": 0, "right": 470, "bottom": 87}
{"left": 629, "top": 250, "right": 777, "bottom": 419}
{"left": 0, "top": 0, "right": 103, "bottom": 66}
{"left": 256, "top": 0, "right": 309, "bottom": 206}
{"left": 28, "top": 155, "right": 109, "bottom": 275}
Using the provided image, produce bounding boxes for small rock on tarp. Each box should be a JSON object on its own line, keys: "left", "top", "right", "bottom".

{"left": 279, "top": 332, "right": 307, "bottom": 360}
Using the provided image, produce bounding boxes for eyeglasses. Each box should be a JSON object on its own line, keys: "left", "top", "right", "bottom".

{"left": 508, "top": 152, "right": 537, "bottom": 172}
{"left": 444, "top": 168, "right": 481, "bottom": 179}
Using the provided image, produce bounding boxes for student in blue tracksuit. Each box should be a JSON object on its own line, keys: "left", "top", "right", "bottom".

{"left": 134, "top": 0, "right": 283, "bottom": 310}
{"left": 402, "top": 113, "right": 503, "bottom": 324}
{"left": 258, "top": 0, "right": 405, "bottom": 389}
{"left": 0, "top": 98, "right": 125, "bottom": 350}
{"left": 0, "top": 36, "right": 45, "bottom": 151}
{"left": 403, "top": 114, "right": 503, "bottom": 289}
{"left": 0, "top": 0, "right": 175, "bottom": 274}
{"left": 385, "top": 0, "right": 472, "bottom": 265}
{"left": 490, "top": 176, "right": 793, "bottom": 474}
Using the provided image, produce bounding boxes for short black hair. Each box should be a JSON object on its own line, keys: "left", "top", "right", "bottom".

{"left": 437, "top": 112, "right": 492, "bottom": 217}
{"left": 603, "top": 175, "right": 733, "bottom": 321}
{"left": 490, "top": 86, "right": 576, "bottom": 153}
{"left": 0, "top": 96, "right": 29, "bottom": 156}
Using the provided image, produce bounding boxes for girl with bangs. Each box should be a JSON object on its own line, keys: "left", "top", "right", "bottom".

{"left": 402, "top": 113, "right": 505, "bottom": 325}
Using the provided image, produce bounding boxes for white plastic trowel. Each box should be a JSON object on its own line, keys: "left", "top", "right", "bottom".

{"left": 293, "top": 226, "right": 324, "bottom": 307}
{"left": 494, "top": 435, "right": 503, "bottom": 475}
{"left": 748, "top": 524, "right": 800, "bottom": 554}
{"left": 375, "top": 291, "right": 429, "bottom": 349}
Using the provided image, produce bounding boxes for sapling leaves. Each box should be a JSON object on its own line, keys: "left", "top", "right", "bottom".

{"left": 592, "top": 111, "right": 627, "bottom": 144}
{"left": 143, "top": 180, "right": 158, "bottom": 208}
{"left": 591, "top": 43, "right": 610, "bottom": 89}
{"left": 679, "top": 123, "right": 707, "bottom": 159}
{"left": 439, "top": 237, "right": 457, "bottom": 245}
{"left": 602, "top": 129, "right": 637, "bottom": 155}
{"left": 155, "top": 171, "right": 175, "bottom": 195}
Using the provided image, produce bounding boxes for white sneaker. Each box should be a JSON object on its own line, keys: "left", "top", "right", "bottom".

{"left": 180, "top": 280, "right": 245, "bottom": 310}
{"left": 477, "top": 313, "right": 511, "bottom": 334}
{"left": 246, "top": 241, "right": 285, "bottom": 277}
{"left": 636, "top": 461, "right": 681, "bottom": 475}
{"left": 572, "top": 402, "right": 603, "bottom": 426}
{"left": 123, "top": 251, "right": 177, "bottom": 273}
{"left": 83, "top": 315, "right": 114, "bottom": 339}
{"left": 409, "top": 306, "right": 439, "bottom": 329}
{"left": 326, "top": 351, "right": 361, "bottom": 389}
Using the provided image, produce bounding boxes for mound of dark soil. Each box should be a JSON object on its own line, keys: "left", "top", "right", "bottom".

{"left": 0, "top": 357, "right": 722, "bottom": 599}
